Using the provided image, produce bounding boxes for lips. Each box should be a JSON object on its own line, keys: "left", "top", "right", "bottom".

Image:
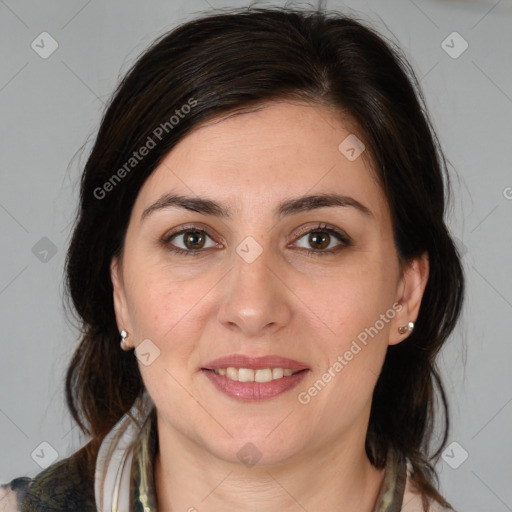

{"left": 200, "top": 354, "right": 310, "bottom": 401}
{"left": 202, "top": 354, "right": 310, "bottom": 371}
{"left": 201, "top": 366, "right": 309, "bottom": 401}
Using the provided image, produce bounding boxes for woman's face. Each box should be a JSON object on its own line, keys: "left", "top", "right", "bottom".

{"left": 111, "top": 101, "right": 428, "bottom": 466}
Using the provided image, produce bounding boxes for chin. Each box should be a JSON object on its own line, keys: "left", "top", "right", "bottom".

{"left": 203, "top": 432, "right": 306, "bottom": 469}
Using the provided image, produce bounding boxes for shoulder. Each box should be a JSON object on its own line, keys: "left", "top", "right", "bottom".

{"left": 401, "top": 460, "right": 453, "bottom": 512}
{"left": 1, "top": 441, "right": 99, "bottom": 512}
{"left": 0, "top": 477, "right": 34, "bottom": 512}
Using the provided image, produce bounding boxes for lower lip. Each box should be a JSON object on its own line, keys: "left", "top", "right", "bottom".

{"left": 201, "top": 369, "right": 309, "bottom": 401}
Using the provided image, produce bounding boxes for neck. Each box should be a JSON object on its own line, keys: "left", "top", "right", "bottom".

{"left": 153, "top": 418, "right": 385, "bottom": 512}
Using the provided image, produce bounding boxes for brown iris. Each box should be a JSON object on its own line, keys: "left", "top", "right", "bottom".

{"left": 307, "top": 231, "right": 330, "bottom": 250}
{"left": 183, "top": 230, "right": 206, "bottom": 250}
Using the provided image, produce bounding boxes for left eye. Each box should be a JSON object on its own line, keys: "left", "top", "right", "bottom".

{"left": 292, "top": 227, "right": 350, "bottom": 253}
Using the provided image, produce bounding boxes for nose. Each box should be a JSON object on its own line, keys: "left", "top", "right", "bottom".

{"left": 216, "top": 242, "right": 292, "bottom": 338}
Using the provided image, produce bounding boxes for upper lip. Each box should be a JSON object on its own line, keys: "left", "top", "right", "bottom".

{"left": 202, "top": 354, "right": 310, "bottom": 371}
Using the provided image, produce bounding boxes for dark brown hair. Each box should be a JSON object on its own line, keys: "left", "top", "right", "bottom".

{"left": 64, "top": 5, "right": 464, "bottom": 510}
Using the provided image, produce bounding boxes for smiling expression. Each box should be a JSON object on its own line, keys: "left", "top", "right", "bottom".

{"left": 110, "top": 100, "right": 426, "bottom": 466}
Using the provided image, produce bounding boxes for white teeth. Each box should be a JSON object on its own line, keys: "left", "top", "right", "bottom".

{"left": 226, "top": 367, "right": 238, "bottom": 380}
{"left": 211, "top": 367, "right": 303, "bottom": 382}
{"left": 255, "top": 368, "right": 273, "bottom": 383}
{"left": 272, "top": 368, "right": 284, "bottom": 379}
{"left": 238, "top": 368, "right": 254, "bottom": 382}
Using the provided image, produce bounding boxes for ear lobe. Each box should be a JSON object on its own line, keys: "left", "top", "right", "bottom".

{"left": 388, "top": 252, "right": 429, "bottom": 346}
{"left": 110, "top": 256, "right": 130, "bottom": 335}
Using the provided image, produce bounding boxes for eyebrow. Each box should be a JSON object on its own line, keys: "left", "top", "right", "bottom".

{"left": 141, "top": 192, "right": 374, "bottom": 222}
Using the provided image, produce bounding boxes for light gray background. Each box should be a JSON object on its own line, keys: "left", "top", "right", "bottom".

{"left": 1, "top": 1, "right": 511, "bottom": 511}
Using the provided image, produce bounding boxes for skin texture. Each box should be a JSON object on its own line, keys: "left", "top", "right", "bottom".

{"left": 111, "top": 101, "right": 429, "bottom": 511}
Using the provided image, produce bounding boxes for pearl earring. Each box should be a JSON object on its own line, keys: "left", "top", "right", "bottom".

{"left": 120, "top": 329, "right": 131, "bottom": 350}
{"left": 398, "top": 321, "right": 414, "bottom": 335}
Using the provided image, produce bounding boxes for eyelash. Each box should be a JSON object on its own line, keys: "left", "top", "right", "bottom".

{"left": 161, "top": 223, "right": 352, "bottom": 258}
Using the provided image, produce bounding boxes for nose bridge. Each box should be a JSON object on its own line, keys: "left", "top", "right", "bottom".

{"left": 233, "top": 237, "right": 272, "bottom": 294}
{"left": 217, "top": 235, "right": 291, "bottom": 336}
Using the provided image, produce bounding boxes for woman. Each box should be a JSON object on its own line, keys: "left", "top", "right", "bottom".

{"left": 1, "top": 5, "right": 464, "bottom": 511}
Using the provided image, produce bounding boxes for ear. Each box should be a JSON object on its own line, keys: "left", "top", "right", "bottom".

{"left": 388, "top": 252, "right": 429, "bottom": 346}
{"left": 110, "top": 256, "right": 133, "bottom": 348}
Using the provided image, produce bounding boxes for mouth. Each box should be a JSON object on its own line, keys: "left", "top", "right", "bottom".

{"left": 200, "top": 354, "right": 310, "bottom": 401}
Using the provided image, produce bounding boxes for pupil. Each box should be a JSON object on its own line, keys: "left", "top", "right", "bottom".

{"left": 185, "top": 231, "right": 204, "bottom": 249}
{"left": 310, "top": 232, "right": 329, "bottom": 249}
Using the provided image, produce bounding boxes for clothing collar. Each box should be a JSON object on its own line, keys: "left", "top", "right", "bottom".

{"left": 94, "top": 392, "right": 406, "bottom": 511}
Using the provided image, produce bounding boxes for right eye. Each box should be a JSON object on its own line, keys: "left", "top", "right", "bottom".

{"left": 163, "top": 227, "right": 223, "bottom": 256}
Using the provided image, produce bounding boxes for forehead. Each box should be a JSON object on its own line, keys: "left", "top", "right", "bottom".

{"left": 132, "top": 101, "right": 389, "bottom": 224}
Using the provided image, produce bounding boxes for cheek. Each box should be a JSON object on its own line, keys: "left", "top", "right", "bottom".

{"left": 125, "top": 254, "right": 193, "bottom": 333}
{"left": 125, "top": 262, "right": 223, "bottom": 372}
{"left": 307, "top": 258, "right": 393, "bottom": 337}
{"left": 305, "top": 261, "right": 395, "bottom": 397}
{"left": 129, "top": 274, "right": 205, "bottom": 407}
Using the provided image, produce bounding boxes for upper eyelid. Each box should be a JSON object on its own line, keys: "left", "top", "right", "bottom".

{"left": 163, "top": 223, "right": 220, "bottom": 242}
{"left": 293, "top": 223, "right": 349, "bottom": 239}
